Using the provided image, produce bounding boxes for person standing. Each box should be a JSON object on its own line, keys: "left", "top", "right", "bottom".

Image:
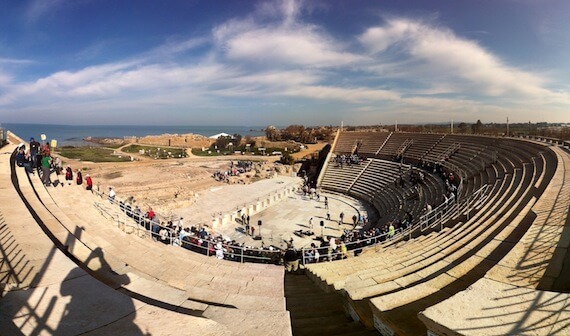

{"left": 65, "top": 167, "right": 73, "bottom": 184}
{"left": 41, "top": 154, "right": 52, "bottom": 186}
{"left": 76, "top": 169, "right": 83, "bottom": 185}
{"left": 324, "top": 197, "right": 329, "bottom": 209}
{"left": 339, "top": 212, "right": 345, "bottom": 224}
{"left": 108, "top": 187, "right": 116, "bottom": 204}
{"left": 29, "top": 137, "right": 40, "bottom": 168}
{"left": 388, "top": 222, "right": 395, "bottom": 240}
{"left": 283, "top": 248, "right": 299, "bottom": 273}
{"left": 85, "top": 174, "right": 93, "bottom": 191}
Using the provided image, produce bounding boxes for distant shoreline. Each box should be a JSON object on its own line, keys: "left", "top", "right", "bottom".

{"left": 2, "top": 123, "right": 267, "bottom": 147}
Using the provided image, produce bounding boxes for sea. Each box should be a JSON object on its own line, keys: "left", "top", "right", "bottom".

{"left": 1, "top": 123, "right": 267, "bottom": 146}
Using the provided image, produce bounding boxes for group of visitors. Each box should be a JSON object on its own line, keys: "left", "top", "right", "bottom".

{"left": 106, "top": 191, "right": 284, "bottom": 264}
{"left": 15, "top": 139, "right": 96, "bottom": 191}
{"left": 212, "top": 160, "right": 255, "bottom": 182}
{"left": 332, "top": 154, "right": 364, "bottom": 168}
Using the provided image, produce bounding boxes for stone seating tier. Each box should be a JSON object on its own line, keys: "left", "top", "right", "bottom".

{"left": 0, "top": 143, "right": 233, "bottom": 336}
{"left": 310, "top": 139, "right": 544, "bottom": 330}
{"left": 417, "top": 145, "right": 569, "bottom": 336}
{"left": 14, "top": 162, "right": 292, "bottom": 335}
{"left": 307, "top": 147, "right": 516, "bottom": 287}
{"left": 358, "top": 143, "right": 553, "bottom": 333}
{"left": 307, "top": 161, "right": 513, "bottom": 293}
{"left": 320, "top": 162, "right": 367, "bottom": 193}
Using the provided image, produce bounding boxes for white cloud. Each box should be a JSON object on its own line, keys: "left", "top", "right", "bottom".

{"left": 359, "top": 18, "right": 559, "bottom": 100}
{"left": 284, "top": 85, "right": 400, "bottom": 102}
{"left": 26, "top": 0, "right": 66, "bottom": 22}
{"left": 213, "top": 0, "right": 365, "bottom": 68}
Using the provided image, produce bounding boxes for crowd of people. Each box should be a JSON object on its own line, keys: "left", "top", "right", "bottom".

{"left": 212, "top": 160, "right": 255, "bottom": 182}
{"left": 109, "top": 193, "right": 285, "bottom": 264}
{"left": 15, "top": 137, "right": 99, "bottom": 191}
{"left": 332, "top": 154, "right": 365, "bottom": 168}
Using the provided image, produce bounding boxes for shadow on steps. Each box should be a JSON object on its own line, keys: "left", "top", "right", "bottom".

{"left": 284, "top": 272, "right": 378, "bottom": 336}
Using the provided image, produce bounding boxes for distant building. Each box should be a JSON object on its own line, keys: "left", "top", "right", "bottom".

{"left": 209, "top": 132, "right": 231, "bottom": 139}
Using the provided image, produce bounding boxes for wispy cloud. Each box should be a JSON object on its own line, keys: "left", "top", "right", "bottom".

{"left": 26, "top": 0, "right": 66, "bottom": 22}
{"left": 359, "top": 18, "right": 551, "bottom": 98}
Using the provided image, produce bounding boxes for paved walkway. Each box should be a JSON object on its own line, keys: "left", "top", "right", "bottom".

{"left": 173, "top": 175, "right": 301, "bottom": 226}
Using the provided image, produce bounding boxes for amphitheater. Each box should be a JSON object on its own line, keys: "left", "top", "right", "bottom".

{"left": 1, "top": 128, "right": 569, "bottom": 335}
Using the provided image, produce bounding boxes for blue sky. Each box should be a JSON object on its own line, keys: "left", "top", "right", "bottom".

{"left": 1, "top": 0, "right": 569, "bottom": 126}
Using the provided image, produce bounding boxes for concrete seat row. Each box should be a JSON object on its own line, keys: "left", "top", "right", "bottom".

{"left": 358, "top": 142, "right": 554, "bottom": 334}
{"left": 307, "top": 151, "right": 518, "bottom": 292}
{"left": 333, "top": 131, "right": 389, "bottom": 154}
{"left": 0, "top": 142, "right": 231, "bottom": 335}
{"left": 314, "top": 133, "right": 558, "bottom": 334}
{"left": 418, "top": 144, "right": 570, "bottom": 336}
{"left": 12, "top": 145, "right": 291, "bottom": 335}
{"left": 320, "top": 160, "right": 368, "bottom": 193}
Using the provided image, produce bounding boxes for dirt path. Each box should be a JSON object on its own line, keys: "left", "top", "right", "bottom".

{"left": 292, "top": 142, "right": 328, "bottom": 160}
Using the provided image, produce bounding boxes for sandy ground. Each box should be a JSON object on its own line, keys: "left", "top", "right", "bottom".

{"left": 50, "top": 138, "right": 375, "bottom": 251}
{"left": 58, "top": 141, "right": 327, "bottom": 218}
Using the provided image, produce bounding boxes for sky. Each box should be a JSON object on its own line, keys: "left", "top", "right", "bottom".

{"left": 0, "top": 0, "right": 569, "bottom": 126}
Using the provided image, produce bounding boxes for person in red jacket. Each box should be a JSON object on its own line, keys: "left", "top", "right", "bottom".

{"left": 85, "top": 174, "right": 93, "bottom": 191}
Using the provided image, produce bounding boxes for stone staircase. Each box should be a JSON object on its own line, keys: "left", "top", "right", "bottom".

{"left": 285, "top": 273, "right": 378, "bottom": 336}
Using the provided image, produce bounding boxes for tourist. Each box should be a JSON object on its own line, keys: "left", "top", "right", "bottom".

{"left": 309, "top": 217, "right": 313, "bottom": 230}
{"left": 328, "top": 236, "right": 337, "bottom": 260}
{"left": 41, "top": 153, "right": 52, "bottom": 186}
{"left": 54, "top": 157, "right": 63, "bottom": 175}
{"left": 388, "top": 222, "right": 395, "bottom": 240}
{"left": 65, "top": 167, "right": 73, "bottom": 184}
{"left": 340, "top": 242, "right": 348, "bottom": 259}
{"left": 85, "top": 174, "right": 93, "bottom": 191}
{"left": 41, "top": 142, "right": 50, "bottom": 156}
{"left": 29, "top": 137, "right": 40, "bottom": 168}
{"left": 283, "top": 248, "right": 299, "bottom": 273}
{"left": 76, "top": 169, "right": 83, "bottom": 185}
{"left": 16, "top": 148, "right": 33, "bottom": 174}
{"left": 250, "top": 226, "right": 255, "bottom": 237}
{"left": 339, "top": 212, "right": 344, "bottom": 224}
{"left": 215, "top": 242, "right": 225, "bottom": 260}
{"left": 324, "top": 197, "right": 329, "bottom": 209}
{"left": 108, "top": 187, "right": 116, "bottom": 204}
{"left": 326, "top": 211, "right": 331, "bottom": 221}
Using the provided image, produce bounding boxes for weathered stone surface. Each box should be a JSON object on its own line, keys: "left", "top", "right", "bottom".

{"left": 419, "top": 278, "right": 570, "bottom": 336}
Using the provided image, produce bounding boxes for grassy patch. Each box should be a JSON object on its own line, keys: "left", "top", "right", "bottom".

{"left": 123, "top": 144, "right": 187, "bottom": 159}
{"left": 103, "top": 143, "right": 126, "bottom": 149}
{"left": 56, "top": 146, "right": 131, "bottom": 163}
{"left": 192, "top": 146, "right": 298, "bottom": 157}
{"left": 104, "top": 171, "right": 123, "bottom": 179}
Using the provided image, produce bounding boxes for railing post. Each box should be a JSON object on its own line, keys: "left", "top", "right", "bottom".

{"left": 241, "top": 247, "right": 244, "bottom": 263}
{"left": 207, "top": 241, "right": 210, "bottom": 257}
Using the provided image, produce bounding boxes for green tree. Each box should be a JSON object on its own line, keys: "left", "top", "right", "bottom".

{"left": 280, "top": 152, "right": 295, "bottom": 165}
{"left": 458, "top": 122, "right": 468, "bottom": 134}
{"left": 472, "top": 120, "right": 483, "bottom": 134}
{"left": 265, "top": 126, "right": 280, "bottom": 141}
